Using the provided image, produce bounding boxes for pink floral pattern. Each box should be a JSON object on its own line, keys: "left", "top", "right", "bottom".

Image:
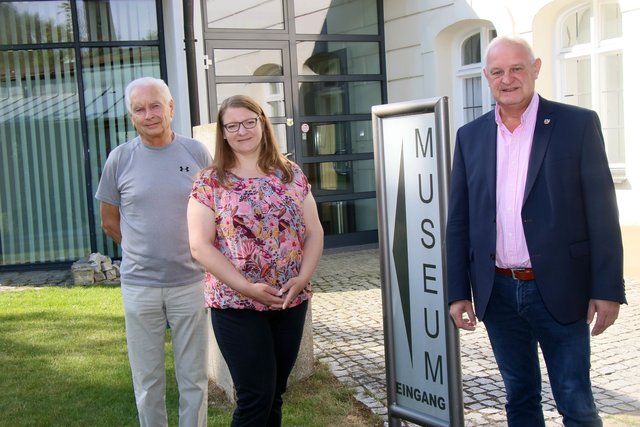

{"left": 191, "top": 163, "right": 312, "bottom": 310}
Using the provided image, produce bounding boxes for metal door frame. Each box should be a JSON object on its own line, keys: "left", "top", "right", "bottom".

{"left": 204, "top": 39, "right": 297, "bottom": 158}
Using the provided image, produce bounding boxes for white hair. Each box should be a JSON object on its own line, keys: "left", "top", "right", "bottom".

{"left": 124, "top": 77, "right": 172, "bottom": 114}
{"left": 484, "top": 35, "right": 536, "bottom": 67}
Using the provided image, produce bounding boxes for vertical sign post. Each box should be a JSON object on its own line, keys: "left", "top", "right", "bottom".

{"left": 372, "top": 97, "right": 464, "bottom": 426}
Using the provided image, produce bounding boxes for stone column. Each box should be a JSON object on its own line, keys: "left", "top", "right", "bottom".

{"left": 207, "top": 300, "right": 315, "bottom": 402}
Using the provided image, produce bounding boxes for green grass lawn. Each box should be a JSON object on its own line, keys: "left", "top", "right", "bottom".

{"left": 0, "top": 286, "right": 380, "bottom": 427}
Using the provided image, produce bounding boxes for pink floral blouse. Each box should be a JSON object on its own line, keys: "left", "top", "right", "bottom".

{"left": 190, "top": 163, "right": 312, "bottom": 310}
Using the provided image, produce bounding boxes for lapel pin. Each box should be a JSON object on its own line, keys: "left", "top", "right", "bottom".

{"left": 544, "top": 119, "right": 551, "bottom": 125}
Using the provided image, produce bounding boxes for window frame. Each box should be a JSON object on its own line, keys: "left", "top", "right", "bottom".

{"left": 453, "top": 27, "right": 496, "bottom": 130}
{"left": 556, "top": 0, "right": 625, "bottom": 181}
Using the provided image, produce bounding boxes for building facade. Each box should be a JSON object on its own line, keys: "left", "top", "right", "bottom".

{"left": 1, "top": 0, "right": 638, "bottom": 274}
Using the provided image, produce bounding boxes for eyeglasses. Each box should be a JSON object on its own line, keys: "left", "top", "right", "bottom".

{"left": 222, "top": 117, "right": 259, "bottom": 133}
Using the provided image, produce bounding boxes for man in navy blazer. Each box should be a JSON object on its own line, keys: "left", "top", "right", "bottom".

{"left": 446, "top": 35, "right": 625, "bottom": 426}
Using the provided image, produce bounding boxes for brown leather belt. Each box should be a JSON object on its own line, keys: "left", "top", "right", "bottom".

{"left": 495, "top": 266, "right": 535, "bottom": 281}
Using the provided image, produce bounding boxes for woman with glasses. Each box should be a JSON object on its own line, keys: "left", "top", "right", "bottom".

{"left": 187, "top": 95, "right": 324, "bottom": 426}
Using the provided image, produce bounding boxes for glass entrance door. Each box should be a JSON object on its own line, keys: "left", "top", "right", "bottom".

{"left": 203, "top": 0, "right": 385, "bottom": 248}
{"left": 205, "top": 40, "right": 295, "bottom": 156}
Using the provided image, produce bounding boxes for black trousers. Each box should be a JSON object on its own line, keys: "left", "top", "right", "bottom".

{"left": 211, "top": 300, "right": 308, "bottom": 427}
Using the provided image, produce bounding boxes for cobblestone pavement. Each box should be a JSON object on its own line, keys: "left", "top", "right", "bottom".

{"left": 0, "top": 269, "right": 72, "bottom": 288}
{"left": 311, "top": 246, "right": 640, "bottom": 426}
{"left": 3, "top": 247, "right": 639, "bottom": 426}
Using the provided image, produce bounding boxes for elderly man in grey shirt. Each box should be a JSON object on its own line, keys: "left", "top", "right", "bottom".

{"left": 95, "top": 77, "right": 212, "bottom": 427}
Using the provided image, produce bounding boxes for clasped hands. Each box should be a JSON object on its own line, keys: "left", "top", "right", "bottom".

{"left": 245, "top": 277, "right": 308, "bottom": 310}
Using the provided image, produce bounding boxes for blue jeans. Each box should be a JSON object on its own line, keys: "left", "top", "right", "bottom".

{"left": 483, "top": 275, "right": 601, "bottom": 427}
{"left": 211, "top": 300, "right": 308, "bottom": 427}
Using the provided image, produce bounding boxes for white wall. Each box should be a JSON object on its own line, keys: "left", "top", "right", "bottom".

{"left": 383, "top": 0, "right": 640, "bottom": 231}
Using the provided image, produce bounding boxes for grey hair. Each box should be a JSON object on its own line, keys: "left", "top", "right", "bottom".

{"left": 124, "top": 77, "right": 172, "bottom": 114}
{"left": 484, "top": 35, "right": 536, "bottom": 67}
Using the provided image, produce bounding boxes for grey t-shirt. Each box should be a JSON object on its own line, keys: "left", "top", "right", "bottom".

{"left": 95, "top": 134, "right": 212, "bottom": 287}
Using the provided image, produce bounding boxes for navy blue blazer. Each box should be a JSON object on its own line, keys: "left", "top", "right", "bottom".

{"left": 446, "top": 96, "right": 625, "bottom": 324}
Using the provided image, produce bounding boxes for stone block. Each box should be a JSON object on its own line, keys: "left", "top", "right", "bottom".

{"left": 90, "top": 261, "right": 102, "bottom": 273}
{"left": 71, "top": 253, "right": 119, "bottom": 285}
{"left": 73, "top": 268, "right": 95, "bottom": 285}
{"left": 100, "top": 259, "right": 113, "bottom": 271}
{"left": 289, "top": 302, "right": 315, "bottom": 381}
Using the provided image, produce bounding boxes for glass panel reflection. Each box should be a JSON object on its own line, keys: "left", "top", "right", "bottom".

{"left": 304, "top": 159, "right": 375, "bottom": 193}
{"left": 599, "top": 53, "right": 624, "bottom": 164}
{"left": 562, "top": 57, "right": 592, "bottom": 108}
{"left": 0, "top": 1, "right": 73, "bottom": 45}
{"left": 207, "top": 0, "right": 284, "bottom": 30}
{"left": 214, "top": 49, "right": 283, "bottom": 76}
{"left": 461, "top": 33, "right": 480, "bottom": 65}
{"left": 0, "top": 48, "right": 89, "bottom": 264}
{"left": 463, "top": 76, "right": 482, "bottom": 123}
{"left": 82, "top": 46, "right": 161, "bottom": 258}
{"left": 78, "top": 0, "right": 158, "bottom": 41}
{"left": 317, "top": 198, "right": 377, "bottom": 235}
{"left": 562, "top": 7, "right": 592, "bottom": 48}
{"left": 301, "top": 121, "right": 372, "bottom": 156}
{"left": 216, "top": 83, "right": 285, "bottom": 117}
{"left": 297, "top": 41, "right": 380, "bottom": 75}
{"left": 294, "top": 0, "right": 377, "bottom": 35}
{"left": 298, "top": 81, "right": 381, "bottom": 115}
{"left": 272, "top": 123, "right": 288, "bottom": 154}
{"left": 600, "top": 3, "right": 622, "bottom": 40}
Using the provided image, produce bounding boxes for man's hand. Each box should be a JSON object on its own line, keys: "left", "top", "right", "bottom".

{"left": 587, "top": 299, "right": 620, "bottom": 336}
{"left": 449, "top": 300, "right": 477, "bottom": 331}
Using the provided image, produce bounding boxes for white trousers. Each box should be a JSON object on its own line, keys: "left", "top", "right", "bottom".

{"left": 121, "top": 281, "right": 209, "bottom": 427}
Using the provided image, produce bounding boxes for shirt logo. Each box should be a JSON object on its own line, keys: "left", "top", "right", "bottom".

{"left": 179, "top": 166, "right": 190, "bottom": 172}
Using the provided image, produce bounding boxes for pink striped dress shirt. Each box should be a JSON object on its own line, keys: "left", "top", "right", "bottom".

{"left": 495, "top": 93, "right": 540, "bottom": 269}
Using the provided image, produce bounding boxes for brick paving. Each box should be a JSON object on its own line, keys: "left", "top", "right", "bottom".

{"left": 2, "top": 246, "right": 639, "bottom": 426}
{"left": 312, "top": 246, "right": 640, "bottom": 426}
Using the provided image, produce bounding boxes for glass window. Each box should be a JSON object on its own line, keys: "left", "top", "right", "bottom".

{"left": 317, "top": 198, "right": 377, "bottom": 235}
{"left": 301, "top": 120, "right": 372, "bottom": 156}
{"left": 298, "top": 81, "right": 381, "bottom": 116}
{"left": 272, "top": 124, "right": 288, "bottom": 154}
{"left": 600, "top": 2, "right": 621, "bottom": 40}
{"left": 77, "top": 0, "right": 158, "bottom": 42}
{"left": 297, "top": 41, "right": 380, "bottom": 75}
{"left": 0, "top": 0, "right": 163, "bottom": 266}
{"left": 463, "top": 76, "right": 483, "bottom": 123}
{"left": 294, "top": 0, "right": 377, "bottom": 35}
{"left": 303, "top": 159, "right": 375, "bottom": 193}
{"left": 0, "top": 1, "right": 73, "bottom": 45}
{"left": 461, "top": 33, "right": 480, "bottom": 65}
{"left": 599, "top": 52, "right": 624, "bottom": 164}
{"left": 206, "top": 0, "right": 284, "bottom": 30}
{"left": 562, "top": 57, "right": 592, "bottom": 108}
{"left": 558, "top": 1, "right": 625, "bottom": 170}
{"left": 456, "top": 28, "right": 496, "bottom": 127}
{"left": 213, "top": 49, "right": 283, "bottom": 76}
{"left": 215, "top": 83, "right": 285, "bottom": 117}
{"left": 562, "top": 6, "right": 592, "bottom": 48}
{"left": 0, "top": 48, "right": 90, "bottom": 264}
{"left": 81, "top": 46, "right": 161, "bottom": 255}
